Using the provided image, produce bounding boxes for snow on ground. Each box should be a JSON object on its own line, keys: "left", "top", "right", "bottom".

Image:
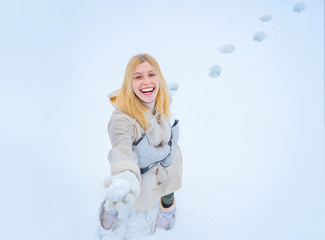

{"left": 0, "top": 1, "right": 324, "bottom": 240}
{"left": 98, "top": 205, "right": 158, "bottom": 240}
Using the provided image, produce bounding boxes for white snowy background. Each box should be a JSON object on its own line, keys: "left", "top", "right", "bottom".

{"left": 0, "top": 0, "right": 324, "bottom": 239}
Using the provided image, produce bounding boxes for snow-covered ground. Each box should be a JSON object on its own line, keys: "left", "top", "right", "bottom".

{"left": 0, "top": 1, "right": 324, "bottom": 239}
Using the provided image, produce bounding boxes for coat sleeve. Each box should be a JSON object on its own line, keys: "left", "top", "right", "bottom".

{"left": 107, "top": 113, "right": 142, "bottom": 182}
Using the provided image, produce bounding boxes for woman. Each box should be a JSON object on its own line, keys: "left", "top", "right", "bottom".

{"left": 100, "top": 53, "right": 183, "bottom": 233}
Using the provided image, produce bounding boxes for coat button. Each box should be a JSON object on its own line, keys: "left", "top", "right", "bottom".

{"left": 155, "top": 169, "right": 159, "bottom": 175}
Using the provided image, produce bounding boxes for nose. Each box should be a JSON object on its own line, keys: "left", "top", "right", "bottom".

{"left": 142, "top": 76, "right": 150, "bottom": 85}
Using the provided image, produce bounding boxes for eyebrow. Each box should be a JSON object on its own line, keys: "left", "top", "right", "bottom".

{"left": 133, "top": 70, "right": 155, "bottom": 75}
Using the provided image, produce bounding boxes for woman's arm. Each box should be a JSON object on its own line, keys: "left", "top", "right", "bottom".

{"left": 104, "top": 112, "right": 142, "bottom": 210}
{"left": 107, "top": 112, "right": 141, "bottom": 182}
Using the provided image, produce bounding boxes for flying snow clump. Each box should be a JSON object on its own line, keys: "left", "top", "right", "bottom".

{"left": 259, "top": 15, "right": 272, "bottom": 22}
{"left": 209, "top": 65, "right": 222, "bottom": 78}
{"left": 168, "top": 82, "right": 179, "bottom": 95}
{"left": 293, "top": 2, "right": 307, "bottom": 13}
{"left": 253, "top": 31, "right": 267, "bottom": 42}
{"left": 219, "top": 44, "right": 235, "bottom": 54}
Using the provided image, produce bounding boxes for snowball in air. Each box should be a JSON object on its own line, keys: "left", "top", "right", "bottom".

{"left": 209, "top": 65, "right": 222, "bottom": 78}
{"left": 219, "top": 44, "right": 235, "bottom": 54}
{"left": 253, "top": 31, "right": 266, "bottom": 42}
{"left": 293, "top": 2, "right": 307, "bottom": 13}
{"left": 168, "top": 82, "right": 179, "bottom": 95}
{"left": 259, "top": 15, "right": 272, "bottom": 22}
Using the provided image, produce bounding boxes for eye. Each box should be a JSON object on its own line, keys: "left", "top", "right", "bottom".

{"left": 135, "top": 76, "right": 141, "bottom": 79}
{"left": 149, "top": 74, "right": 156, "bottom": 77}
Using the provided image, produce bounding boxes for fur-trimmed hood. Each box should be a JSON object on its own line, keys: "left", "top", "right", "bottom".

{"left": 108, "top": 89, "right": 119, "bottom": 109}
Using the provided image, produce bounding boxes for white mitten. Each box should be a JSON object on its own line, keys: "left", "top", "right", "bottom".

{"left": 103, "top": 171, "right": 140, "bottom": 211}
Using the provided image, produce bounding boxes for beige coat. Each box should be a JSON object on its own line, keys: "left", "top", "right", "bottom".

{"left": 107, "top": 90, "right": 183, "bottom": 210}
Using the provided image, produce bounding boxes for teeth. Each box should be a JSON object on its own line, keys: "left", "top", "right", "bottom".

{"left": 141, "top": 88, "right": 154, "bottom": 93}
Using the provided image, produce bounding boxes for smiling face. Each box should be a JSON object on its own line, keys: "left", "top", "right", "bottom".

{"left": 132, "top": 61, "right": 159, "bottom": 103}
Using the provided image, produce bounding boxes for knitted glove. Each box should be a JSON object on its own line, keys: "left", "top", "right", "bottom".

{"left": 160, "top": 119, "right": 179, "bottom": 167}
{"left": 103, "top": 171, "right": 140, "bottom": 211}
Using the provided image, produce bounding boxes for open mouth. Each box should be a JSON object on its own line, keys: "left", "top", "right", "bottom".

{"left": 140, "top": 87, "right": 155, "bottom": 94}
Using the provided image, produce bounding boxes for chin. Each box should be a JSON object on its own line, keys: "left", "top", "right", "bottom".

{"left": 143, "top": 97, "right": 155, "bottom": 103}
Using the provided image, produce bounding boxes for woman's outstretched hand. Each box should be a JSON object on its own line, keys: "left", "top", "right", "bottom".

{"left": 103, "top": 171, "right": 140, "bottom": 211}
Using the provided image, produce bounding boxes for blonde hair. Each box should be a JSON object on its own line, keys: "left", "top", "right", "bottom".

{"left": 111, "top": 54, "right": 171, "bottom": 130}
